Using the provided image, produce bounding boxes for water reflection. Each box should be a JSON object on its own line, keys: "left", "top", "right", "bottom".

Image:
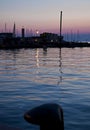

{"left": 43, "top": 48, "right": 47, "bottom": 56}
{"left": 0, "top": 50, "right": 18, "bottom": 73}
{"left": 35, "top": 48, "right": 63, "bottom": 85}
{"left": 35, "top": 49, "right": 39, "bottom": 68}
{"left": 58, "top": 48, "right": 63, "bottom": 85}
{"left": 0, "top": 48, "right": 90, "bottom": 130}
{"left": 0, "top": 48, "right": 63, "bottom": 85}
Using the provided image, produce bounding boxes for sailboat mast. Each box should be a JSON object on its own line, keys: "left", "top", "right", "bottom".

{"left": 60, "top": 11, "right": 62, "bottom": 38}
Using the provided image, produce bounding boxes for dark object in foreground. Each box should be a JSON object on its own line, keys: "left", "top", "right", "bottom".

{"left": 24, "top": 103, "right": 64, "bottom": 130}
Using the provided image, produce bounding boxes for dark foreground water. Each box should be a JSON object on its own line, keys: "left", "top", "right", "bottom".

{"left": 0, "top": 48, "right": 90, "bottom": 130}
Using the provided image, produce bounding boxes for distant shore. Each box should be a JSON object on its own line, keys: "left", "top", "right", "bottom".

{"left": 0, "top": 40, "right": 90, "bottom": 49}
{"left": 0, "top": 32, "right": 90, "bottom": 49}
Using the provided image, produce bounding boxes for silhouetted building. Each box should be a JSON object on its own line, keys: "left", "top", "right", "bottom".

{"left": 0, "top": 33, "right": 13, "bottom": 39}
{"left": 40, "top": 32, "right": 59, "bottom": 43}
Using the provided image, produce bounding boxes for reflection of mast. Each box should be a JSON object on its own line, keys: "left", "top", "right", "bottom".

{"left": 43, "top": 48, "right": 47, "bottom": 56}
{"left": 58, "top": 48, "right": 63, "bottom": 85}
{"left": 36, "top": 49, "right": 39, "bottom": 68}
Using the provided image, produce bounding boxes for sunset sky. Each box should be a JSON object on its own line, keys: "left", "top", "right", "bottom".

{"left": 0, "top": 0, "right": 90, "bottom": 41}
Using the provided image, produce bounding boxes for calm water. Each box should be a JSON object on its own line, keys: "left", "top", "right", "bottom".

{"left": 0, "top": 48, "right": 90, "bottom": 130}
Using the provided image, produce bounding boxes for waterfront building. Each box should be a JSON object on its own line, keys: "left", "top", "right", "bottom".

{"left": 40, "top": 32, "right": 59, "bottom": 43}
{"left": 0, "top": 33, "right": 13, "bottom": 39}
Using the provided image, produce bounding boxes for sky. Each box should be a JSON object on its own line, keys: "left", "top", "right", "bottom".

{"left": 0, "top": 0, "right": 90, "bottom": 41}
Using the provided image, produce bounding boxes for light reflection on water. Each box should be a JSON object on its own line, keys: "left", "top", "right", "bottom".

{"left": 0, "top": 48, "right": 90, "bottom": 130}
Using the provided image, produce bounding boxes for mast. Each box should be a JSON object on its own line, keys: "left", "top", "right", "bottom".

{"left": 5, "top": 23, "right": 7, "bottom": 32}
{"left": 13, "top": 22, "right": 16, "bottom": 37}
{"left": 60, "top": 11, "right": 62, "bottom": 38}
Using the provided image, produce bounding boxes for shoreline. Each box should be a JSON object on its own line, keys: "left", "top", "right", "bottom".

{"left": 0, "top": 41, "right": 90, "bottom": 50}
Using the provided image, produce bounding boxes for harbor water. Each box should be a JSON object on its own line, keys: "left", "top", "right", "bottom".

{"left": 0, "top": 48, "right": 90, "bottom": 130}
